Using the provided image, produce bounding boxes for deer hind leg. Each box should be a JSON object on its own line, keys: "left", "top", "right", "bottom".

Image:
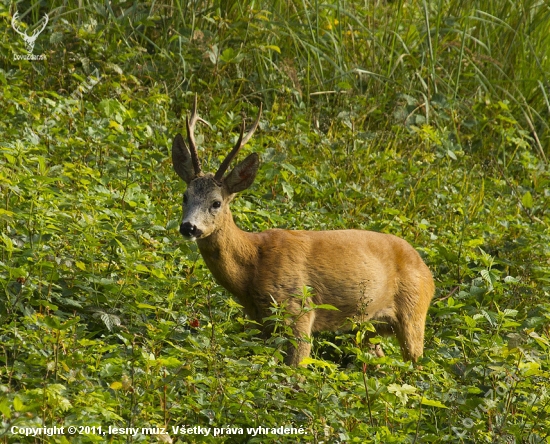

{"left": 394, "top": 300, "right": 428, "bottom": 362}
{"left": 395, "top": 320, "right": 425, "bottom": 362}
{"left": 369, "top": 343, "right": 385, "bottom": 358}
{"left": 394, "top": 277, "right": 433, "bottom": 362}
{"left": 284, "top": 310, "right": 315, "bottom": 366}
{"left": 369, "top": 304, "right": 425, "bottom": 362}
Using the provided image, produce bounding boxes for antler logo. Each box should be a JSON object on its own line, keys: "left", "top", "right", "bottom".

{"left": 12, "top": 11, "right": 49, "bottom": 54}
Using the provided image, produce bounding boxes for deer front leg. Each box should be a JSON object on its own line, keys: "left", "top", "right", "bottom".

{"left": 284, "top": 311, "right": 315, "bottom": 366}
{"left": 370, "top": 343, "right": 385, "bottom": 357}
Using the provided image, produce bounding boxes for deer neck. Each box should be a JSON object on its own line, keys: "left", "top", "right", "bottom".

{"left": 196, "top": 211, "right": 256, "bottom": 298}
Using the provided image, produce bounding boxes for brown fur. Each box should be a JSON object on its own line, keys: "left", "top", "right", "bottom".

{"left": 197, "top": 200, "right": 434, "bottom": 365}
{"left": 171, "top": 104, "right": 434, "bottom": 366}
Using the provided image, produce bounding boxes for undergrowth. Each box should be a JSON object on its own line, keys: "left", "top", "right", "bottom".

{"left": 1, "top": 0, "right": 550, "bottom": 442}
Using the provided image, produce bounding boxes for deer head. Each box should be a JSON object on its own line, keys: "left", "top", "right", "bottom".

{"left": 172, "top": 96, "right": 262, "bottom": 241}
{"left": 12, "top": 12, "right": 49, "bottom": 54}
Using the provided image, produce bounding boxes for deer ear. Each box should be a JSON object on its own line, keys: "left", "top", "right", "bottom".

{"left": 224, "top": 153, "right": 259, "bottom": 194}
{"left": 172, "top": 133, "right": 194, "bottom": 184}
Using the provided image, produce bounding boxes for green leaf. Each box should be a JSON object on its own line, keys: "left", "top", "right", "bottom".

{"left": 299, "top": 358, "right": 335, "bottom": 368}
{"left": 109, "top": 120, "right": 124, "bottom": 132}
{"left": 151, "top": 268, "right": 166, "bottom": 279}
{"left": 480, "top": 269, "right": 498, "bottom": 290}
{"left": 281, "top": 182, "right": 294, "bottom": 199}
{"left": 13, "top": 396, "right": 24, "bottom": 412}
{"left": 1, "top": 233, "right": 15, "bottom": 252}
{"left": 136, "top": 264, "right": 149, "bottom": 273}
{"left": 44, "top": 316, "right": 61, "bottom": 330}
{"left": 314, "top": 304, "right": 339, "bottom": 311}
{"left": 157, "top": 357, "right": 183, "bottom": 367}
{"left": 519, "top": 361, "right": 542, "bottom": 376}
{"left": 447, "top": 149, "right": 457, "bottom": 160}
{"left": 220, "top": 48, "right": 236, "bottom": 62}
{"left": 99, "top": 98, "right": 126, "bottom": 118}
{"left": 463, "top": 315, "right": 476, "bottom": 328}
{"left": 388, "top": 383, "right": 417, "bottom": 404}
{"left": 0, "top": 398, "right": 11, "bottom": 418}
{"left": 38, "top": 300, "right": 59, "bottom": 311}
{"left": 529, "top": 331, "right": 549, "bottom": 349}
{"left": 522, "top": 191, "right": 533, "bottom": 209}
{"left": 421, "top": 397, "right": 448, "bottom": 408}
{"left": 136, "top": 303, "right": 157, "bottom": 310}
{"left": 265, "top": 45, "right": 281, "bottom": 53}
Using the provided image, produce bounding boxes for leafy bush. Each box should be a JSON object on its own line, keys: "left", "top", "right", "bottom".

{"left": 1, "top": 0, "right": 550, "bottom": 442}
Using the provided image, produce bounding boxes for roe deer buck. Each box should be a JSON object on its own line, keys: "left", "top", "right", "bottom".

{"left": 172, "top": 96, "right": 434, "bottom": 366}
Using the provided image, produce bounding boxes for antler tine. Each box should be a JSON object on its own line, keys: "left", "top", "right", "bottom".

{"left": 240, "top": 103, "right": 262, "bottom": 147}
{"left": 214, "top": 120, "right": 245, "bottom": 179}
{"left": 214, "top": 103, "right": 262, "bottom": 182}
{"left": 186, "top": 94, "right": 203, "bottom": 176}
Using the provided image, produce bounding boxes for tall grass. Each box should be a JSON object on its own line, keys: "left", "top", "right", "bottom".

{"left": 3, "top": 0, "right": 548, "bottom": 157}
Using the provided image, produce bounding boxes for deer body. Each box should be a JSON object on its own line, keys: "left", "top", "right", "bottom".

{"left": 172, "top": 97, "right": 434, "bottom": 366}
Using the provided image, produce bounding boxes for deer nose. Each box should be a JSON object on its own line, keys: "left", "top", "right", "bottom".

{"left": 180, "top": 222, "right": 203, "bottom": 239}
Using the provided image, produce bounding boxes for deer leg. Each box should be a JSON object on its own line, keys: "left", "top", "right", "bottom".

{"left": 369, "top": 343, "right": 385, "bottom": 357}
{"left": 395, "top": 320, "right": 425, "bottom": 363}
{"left": 394, "top": 287, "right": 430, "bottom": 363}
{"left": 284, "top": 311, "right": 315, "bottom": 366}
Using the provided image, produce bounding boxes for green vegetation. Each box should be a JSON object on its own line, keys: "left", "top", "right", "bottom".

{"left": 1, "top": 0, "right": 550, "bottom": 442}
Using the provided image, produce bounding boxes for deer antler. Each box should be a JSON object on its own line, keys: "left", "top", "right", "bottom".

{"left": 214, "top": 104, "right": 262, "bottom": 182}
{"left": 186, "top": 95, "right": 208, "bottom": 176}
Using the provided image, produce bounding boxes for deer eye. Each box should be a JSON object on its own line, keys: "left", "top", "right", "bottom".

{"left": 212, "top": 200, "right": 222, "bottom": 209}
